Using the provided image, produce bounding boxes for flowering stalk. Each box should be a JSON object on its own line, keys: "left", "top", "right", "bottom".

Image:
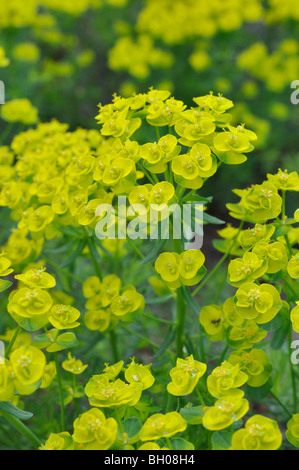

{"left": 192, "top": 219, "right": 245, "bottom": 297}
{"left": 172, "top": 238, "right": 186, "bottom": 356}
{"left": 5, "top": 325, "right": 22, "bottom": 358}
{"left": 54, "top": 353, "right": 65, "bottom": 432}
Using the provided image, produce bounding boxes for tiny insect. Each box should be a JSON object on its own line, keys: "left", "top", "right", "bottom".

{"left": 211, "top": 319, "right": 221, "bottom": 324}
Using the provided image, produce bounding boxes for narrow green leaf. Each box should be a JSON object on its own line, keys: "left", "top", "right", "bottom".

{"left": 0, "top": 402, "right": 33, "bottom": 421}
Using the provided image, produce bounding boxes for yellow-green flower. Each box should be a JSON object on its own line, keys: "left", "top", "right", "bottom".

{"left": 10, "top": 345, "right": 45, "bottom": 394}
{"left": 138, "top": 443, "right": 169, "bottom": 450}
{"left": 40, "top": 433, "right": 74, "bottom": 451}
{"left": 200, "top": 305, "right": 225, "bottom": 340}
{"left": 202, "top": 396, "right": 249, "bottom": 431}
{"left": 227, "top": 252, "right": 268, "bottom": 287}
{"left": 0, "top": 361, "right": 15, "bottom": 402}
{"left": 48, "top": 304, "right": 80, "bottom": 330}
{"left": 8, "top": 288, "right": 53, "bottom": 319}
{"left": 125, "top": 359, "right": 155, "bottom": 390}
{"left": 84, "top": 309, "right": 112, "bottom": 332}
{"left": 286, "top": 414, "right": 299, "bottom": 448}
{"left": 139, "top": 412, "right": 187, "bottom": 441}
{"left": 287, "top": 254, "right": 299, "bottom": 279}
{"left": 239, "top": 224, "right": 275, "bottom": 250}
{"left": 1, "top": 99, "right": 38, "bottom": 125}
{"left": 228, "top": 349, "right": 272, "bottom": 387}
{"left": 73, "top": 409, "right": 117, "bottom": 450}
{"left": 110, "top": 287, "right": 144, "bottom": 318}
{"left": 291, "top": 302, "right": 299, "bottom": 333}
{"left": 85, "top": 374, "right": 143, "bottom": 408}
{"left": 226, "top": 319, "right": 267, "bottom": 349}
{"left": 167, "top": 355, "right": 206, "bottom": 396}
{"left": 231, "top": 415, "right": 282, "bottom": 450}
{"left": 179, "top": 250, "right": 205, "bottom": 286}
{"left": 0, "top": 47, "right": 9, "bottom": 67}
{"left": 40, "top": 362, "right": 57, "bottom": 389}
{"left": 155, "top": 252, "right": 180, "bottom": 287}
{"left": 15, "top": 268, "right": 56, "bottom": 289}
{"left": 13, "top": 42, "right": 40, "bottom": 63}
{"left": 103, "top": 361, "right": 124, "bottom": 380}
{"left": 234, "top": 282, "right": 282, "bottom": 324}
{"left": 267, "top": 169, "right": 299, "bottom": 192}
{"left": 82, "top": 276, "right": 101, "bottom": 299}
{"left": 155, "top": 250, "right": 205, "bottom": 288}
{"left": 207, "top": 361, "right": 248, "bottom": 398}
{"left": 62, "top": 353, "right": 88, "bottom": 375}
{"left": 252, "top": 241, "right": 288, "bottom": 273}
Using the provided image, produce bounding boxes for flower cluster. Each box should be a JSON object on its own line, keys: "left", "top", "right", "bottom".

{"left": 155, "top": 250, "right": 205, "bottom": 288}
{"left": 83, "top": 274, "right": 145, "bottom": 332}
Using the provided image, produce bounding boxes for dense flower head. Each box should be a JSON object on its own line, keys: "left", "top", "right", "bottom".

{"left": 226, "top": 319, "right": 267, "bottom": 350}
{"left": 83, "top": 274, "right": 144, "bottom": 332}
{"left": 1, "top": 99, "right": 39, "bottom": 125}
{"left": 227, "top": 252, "right": 268, "bottom": 287}
{"left": 227, "top": 181, "right": 282, "bottom": 223}
{"left": 155, "top": 250, "right": 205, "bottom": 288}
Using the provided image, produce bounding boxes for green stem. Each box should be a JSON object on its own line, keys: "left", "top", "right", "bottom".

{"left": 217, "top": 344, "right": 229, "bottom": 366}
{"left": 54, "top": 353, "right": 65, "bottom": 432}
{"left": 282, "top": 190, "right": 293, "bottom": 257}
{"left": 5, "top": 325, "right": 22, "bottom": 358}
{"left": 282, "top": 190, "right": 286, "bottom": 221}
{"left": 289, "top": 327, "right": 297, "bottom": 414}
{"left": 176, "top": 287, "right": 186, "bottom": 357}
{"left": 87, "top": 237, "right": 103, "bottom": 281}
{"left": 43, "top": 257, "right": 84, "bottom": 284}
{"left": 165, "top": 437, "right": 173, "bottom": 450}
{"left": 121, "top": 325, "right": 160, "bottom": 350}
{"left": 0, "top": 410, "right": 41, "bottom": 448}
{"left": 166, "top": 393, "right": 174, "bottom": 412}
{"left": 192, "top": 220, "right": 244, "bottom": 297}
{"left": 196, "top": 387, "right": 206, "bottom": 407}
{"left": 110, "top": 330, "right": 120, "bottom": 362}
{"left": 115, "top": 409, "right": 124, "bottom": 434}
{"left": 136, "top": 162, "right": 158, "bottom": 185}
{"left": 143, "top": 312, "right": 176, "bottom": 325}
{"left": 269, "top": 391, "right": 292, "bottom": 418}
{"left": 126, "top": 238, "right": 175, "bottom": 299}
{"left": 284, "top": 277, "right": 298, "bottom": 302}
{"left": 172, "top": 238, "right": 186, "bottom": 357}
